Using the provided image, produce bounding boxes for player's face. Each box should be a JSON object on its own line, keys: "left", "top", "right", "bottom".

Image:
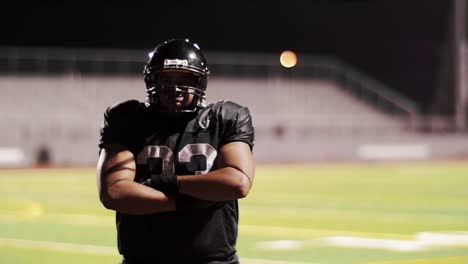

{"left": 156, "top": 71, "right": 196, "bottom": 111}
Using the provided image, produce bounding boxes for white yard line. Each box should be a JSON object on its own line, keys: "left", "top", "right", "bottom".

{"left": 241, "top": 224, "right": 411, "bottom": 240}
{"left": 257, "top": 240, "right": 303, "bottom": 250}
{"left": 0, "top": 237, "right": 316, "bottom": 264}
{"left": 241, "top": 258, "right": 316, "bottom": 264}
{"left": 323, "top": 232, "right": 468, "bottom": 251}
{"left": 257, "top": 232, "right": 468, "bottom": 252}
{"left": 321, "top": 236, "right": 426, "bottom": 251}
{"left": 416, "top": 232, "right": 468, "bottom": 246}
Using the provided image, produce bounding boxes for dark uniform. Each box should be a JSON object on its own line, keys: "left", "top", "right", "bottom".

{"left": 99, "top": 99, "right": 254, "bottom": 264}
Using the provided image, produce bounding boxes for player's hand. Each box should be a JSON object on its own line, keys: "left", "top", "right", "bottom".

{"left": 141, "top": 172, "right": 178, "bottom": 195}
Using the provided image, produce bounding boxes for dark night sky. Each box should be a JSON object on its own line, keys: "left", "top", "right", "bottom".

{"left": 2, "top": 1, "right": 451, "bottom": 109}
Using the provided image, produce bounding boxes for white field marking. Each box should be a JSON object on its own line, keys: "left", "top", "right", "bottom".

{"left": 257, "top": 238, "right": 426, "bottom": 252}
{"left": 241, "top": 225, "right": 411, "bottom": 240}
{"left": 365, "top": 256, "right": 468, "bottom": 264}
{"left": 321, "top": 236, "right": 426, "bottom": 252}
{"left": 322, "top": 232, "right": 468, "bottom": 252}
{"left": 257, "top": 240, "right": 302, "bottom": 250}
{"left": 416, "top": 232, "right": 468, "bottom": 246}
{"left": 0, "top": 212, "right": 410, "bottom": 240}
{"left": 0, "top": 237, "right": 316, "bottom": 264}
{"left": 241, "top": 258, "right": 316, "bottom": 264}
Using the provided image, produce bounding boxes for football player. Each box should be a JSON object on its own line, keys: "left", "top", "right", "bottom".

{"left": 96, "top": 39, "right": 255, "bottom": 264}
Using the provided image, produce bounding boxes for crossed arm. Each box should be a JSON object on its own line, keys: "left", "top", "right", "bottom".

{"left": 97, "top": 142, "right": 255, "bottom": 215}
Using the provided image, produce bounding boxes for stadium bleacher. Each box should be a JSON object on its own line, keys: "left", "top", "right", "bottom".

{"left": 1, "top": 73, "right": 467, "bottom": 165}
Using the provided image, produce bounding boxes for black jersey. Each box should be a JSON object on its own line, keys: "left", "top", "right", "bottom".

{"left": 99, "top": 100, "right": 254, "bottom": 263}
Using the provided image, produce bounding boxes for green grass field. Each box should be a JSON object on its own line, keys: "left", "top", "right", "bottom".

{"left": 1, "top": 162, "right": 468, "bottom": 264}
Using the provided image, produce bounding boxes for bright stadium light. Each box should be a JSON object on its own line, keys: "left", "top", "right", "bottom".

{"left": 280, "top": 50, "right": 297, "bottom": 68}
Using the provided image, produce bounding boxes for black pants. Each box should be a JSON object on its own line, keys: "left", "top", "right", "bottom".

{"left": 120, "top": 254, "right": 239, "bottom": 264}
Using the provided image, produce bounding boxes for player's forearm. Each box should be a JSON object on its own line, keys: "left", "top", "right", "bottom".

{"left": 100, "top": 180, "right": 176, "bottom": 215}
{"left": 177, "top": 167, "right": 251, "bottom": 201}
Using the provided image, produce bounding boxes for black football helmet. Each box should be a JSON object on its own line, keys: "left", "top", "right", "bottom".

{"left": 143, "top": 39, "right": 210, "bottom": 112}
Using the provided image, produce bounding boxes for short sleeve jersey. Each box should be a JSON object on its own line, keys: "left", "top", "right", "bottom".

{"left": 99, "top": 100, "right": 254, "bottom": 263}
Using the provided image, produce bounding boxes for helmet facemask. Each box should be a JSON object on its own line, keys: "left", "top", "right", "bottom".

{"left": 145, "top": 69, "right": 207, "bottom": 112}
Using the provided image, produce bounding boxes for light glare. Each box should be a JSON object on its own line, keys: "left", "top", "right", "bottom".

{"left": 280, "top": 50, "right": 297, "bottom": 68}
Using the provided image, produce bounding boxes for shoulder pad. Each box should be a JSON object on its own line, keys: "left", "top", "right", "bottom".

{"left": 196, "top": 100, "right": 246, "bottom": 129}
{"left": 210, "top": 100, "right": 245, "bottom": 119}
{"left": 211, "top": 100, "right": 254, "bottom": 150}
{"left": 105, "top": 100, "right": 143, "bottom": 118}
{"left": 99, "top": 100, "right": 144, "bottom": 150}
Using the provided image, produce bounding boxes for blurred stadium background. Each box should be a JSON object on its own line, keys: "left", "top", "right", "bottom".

{"left": 1, "top": 1, "right": 468, "bottom": 263}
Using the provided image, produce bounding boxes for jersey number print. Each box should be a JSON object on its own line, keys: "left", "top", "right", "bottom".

{"left": 137, "top": 144, "right": 218, "bottom": 177}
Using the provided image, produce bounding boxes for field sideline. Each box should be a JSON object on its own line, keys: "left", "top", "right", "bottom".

{"left": 0, "top": 162, "right": 467, "bottom": 264}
